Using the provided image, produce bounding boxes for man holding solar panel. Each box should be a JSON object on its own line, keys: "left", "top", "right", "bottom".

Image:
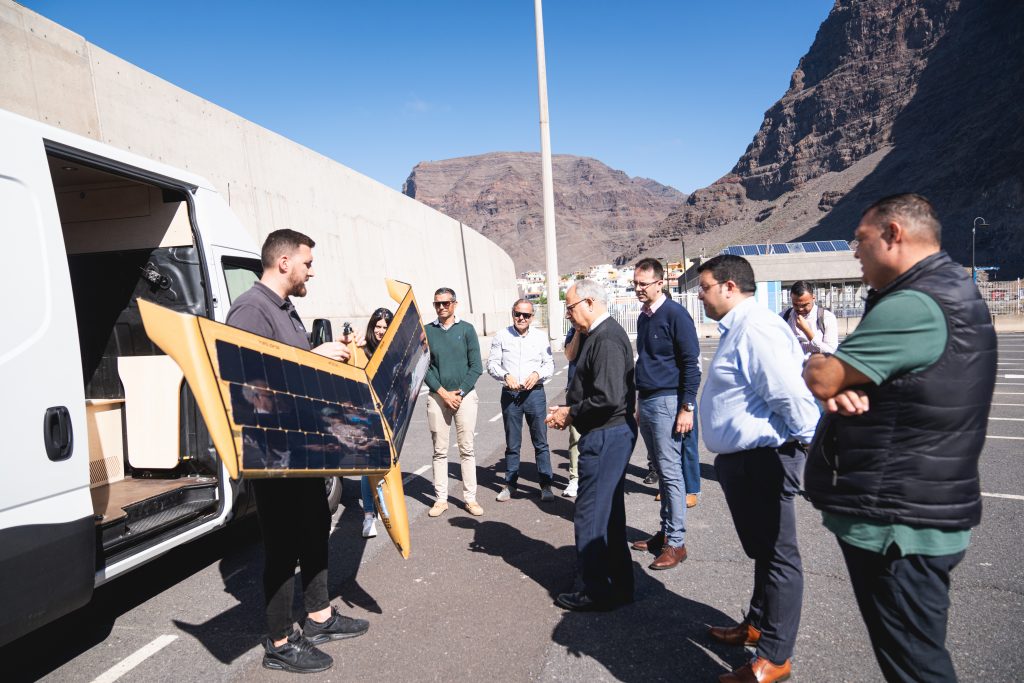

{"left": 226, "top": 229, "right": 369, "bottom": 674}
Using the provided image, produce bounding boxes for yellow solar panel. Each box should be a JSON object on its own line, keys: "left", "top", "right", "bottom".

{"left": 137, "top": 279, "right": 426, "bottom": 558}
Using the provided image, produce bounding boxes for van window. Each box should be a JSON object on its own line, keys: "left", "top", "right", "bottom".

{"left": 223, "top": 257, "right": 261, "bottom": 304}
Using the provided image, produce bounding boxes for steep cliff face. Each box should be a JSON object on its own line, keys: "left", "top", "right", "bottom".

{"left": 634, "top": 0, "right": 1024, "bottom": 277}
{"left": 403, "top": 152, "right": 686, "bottom": 273}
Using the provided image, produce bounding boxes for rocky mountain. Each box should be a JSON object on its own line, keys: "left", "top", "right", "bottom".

{"left": 632, "top": 0, "right": 1024, "bottom": 278}
{"left": 402, "top": 153, "right": 686, "bottom": 273}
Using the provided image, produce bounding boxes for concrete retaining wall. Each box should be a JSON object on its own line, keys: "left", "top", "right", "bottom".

{"left": 0, "top": 1, "right": 517, "bottom": 332}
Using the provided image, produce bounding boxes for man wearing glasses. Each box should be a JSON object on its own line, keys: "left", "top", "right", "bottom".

{"left": 630, "top": 258, "right": 702, "bottom": 572}
{"left": 487, "top": 299, "right": 555, "bottom": 502}
{"left": 547, "top": 280, "right": 637, "bottom": 611}
{"left": 696, "top": 255, "right": 819, "bottom": 683}
{"left": 423, "top": 287, "right": 484, "bottom": 517}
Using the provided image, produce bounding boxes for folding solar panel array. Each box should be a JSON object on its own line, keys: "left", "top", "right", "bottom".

{"left": 216, "top": 339, "right": 392, "bottom": 473}
{"left": 137, "top": 279, "right": 429, "bottom": 480}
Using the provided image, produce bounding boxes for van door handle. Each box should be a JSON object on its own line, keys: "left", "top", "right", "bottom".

{"left": 43, "top": 406, "right": 74, "bottom": 461}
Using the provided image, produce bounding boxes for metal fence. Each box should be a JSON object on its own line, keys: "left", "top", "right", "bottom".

{"left": 977, "top": 279, "right": 1024, "bottom": 316}
{"left": 528, "top": 278, "right": 1021, "bottom": 337}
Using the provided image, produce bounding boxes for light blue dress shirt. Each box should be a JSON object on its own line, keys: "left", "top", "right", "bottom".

{"left": 699, "top": 297, "right": 820, "bottom": 454}
{"left": 487, "top": 325, "right": 554, "bottom": 386}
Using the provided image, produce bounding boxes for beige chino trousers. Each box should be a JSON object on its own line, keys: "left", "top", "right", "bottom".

{"left": 426, "top": 390, "right": 479, "bottom": 503}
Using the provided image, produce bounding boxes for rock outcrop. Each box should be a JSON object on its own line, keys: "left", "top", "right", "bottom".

{"left": 632, "top": 0, "right": 1024, "bottom": 277}
{"left": 402, "top": 153, "right": 685, "bottom": 273}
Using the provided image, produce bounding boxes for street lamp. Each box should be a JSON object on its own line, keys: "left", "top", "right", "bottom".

{"left": 972, "top": 216, "right": 989, "bottom": 283}
{"left": 669, "top": 236, "right": 687, "bottom": 292}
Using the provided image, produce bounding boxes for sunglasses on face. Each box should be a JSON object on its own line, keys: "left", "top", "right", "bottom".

{"left": 433, "top": 300, "right": 456, "bottom": 308}
{"left": 512, "top": 311, "right": 533, "bottom": 319}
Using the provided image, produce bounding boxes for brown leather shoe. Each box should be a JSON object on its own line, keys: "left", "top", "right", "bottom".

{"left": 718, "top": 657, "right": 791, "bottom": 683}
{"left": 654, "top": 491, "right": 661, "bottom": 501}
{"left": 649, "top": 544, "right": 687, "bottom": 570}
{"left": 708, "top": 620, "right": 761, "bottom": 646}
{"left": 686, "top": 493, "right": 698, "bottom": 508}
{"left": 631, "top": 531, "right": 664, "bottom": 553}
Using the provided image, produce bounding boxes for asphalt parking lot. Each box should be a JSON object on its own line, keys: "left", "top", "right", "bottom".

{"left": 8, "top": 333, "right": 1023, "bottom": 682}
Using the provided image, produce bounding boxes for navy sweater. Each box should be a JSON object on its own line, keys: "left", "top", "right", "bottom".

{"left": 635, "top": 298, "right": 701, "bottom": 405}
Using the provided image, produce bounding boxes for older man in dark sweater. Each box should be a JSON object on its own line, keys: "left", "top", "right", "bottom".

{"left": 547, "top": 279, "right": 637, "bottom": 611}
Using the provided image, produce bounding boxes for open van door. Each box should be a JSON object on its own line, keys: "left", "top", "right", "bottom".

{"left": 0, "top": 131, "right": 95, "bottom": 644}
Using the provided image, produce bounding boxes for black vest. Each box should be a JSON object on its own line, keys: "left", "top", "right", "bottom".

{"left": 804, "top": 252, "right": 997, "bottom": 529}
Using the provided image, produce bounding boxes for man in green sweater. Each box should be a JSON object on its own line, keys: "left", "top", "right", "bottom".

{"left": 424, "top": 287, "right": 484, "bottom": 517}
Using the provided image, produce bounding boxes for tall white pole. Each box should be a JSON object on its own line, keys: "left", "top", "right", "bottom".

{"left": 534, "top": 0, "right": 562, "bottom": 345}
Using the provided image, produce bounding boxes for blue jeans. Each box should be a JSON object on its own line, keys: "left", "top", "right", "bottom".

{"left": 638, "top": 394, "right": 698, "bottom": 546}
{"left": 643, "top": 397, "right": 701, "bottom": 495}
{"left": 360, "top": 476, "right": 375, "bottom": 517}
{"left": 501, "top": 386, "right": 552, "bottom": 487}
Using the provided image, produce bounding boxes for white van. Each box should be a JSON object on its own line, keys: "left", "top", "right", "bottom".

{"left": 0, "top": 107, "right": 340, "bottom": 646}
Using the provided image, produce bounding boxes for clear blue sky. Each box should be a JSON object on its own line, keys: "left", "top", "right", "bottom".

{"left": 24, "top": 1, "right": 834, "bottom": 194}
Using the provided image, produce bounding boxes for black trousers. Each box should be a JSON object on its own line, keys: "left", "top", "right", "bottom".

{"left": 714, "top": 443, "right": 805, "bottom": 664}
{"left": 251, "top": 478, "right": 331, "bottom": 640}
{"left": 839, "top": 539, "right": 965, "bottom": 683}
{"left": 574, "top": 421, "right": 637, "bottom": 602}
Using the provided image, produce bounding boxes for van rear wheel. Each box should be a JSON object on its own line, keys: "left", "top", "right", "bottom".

{"left": 325, "top": 477, "right": 342, "bottom": 515}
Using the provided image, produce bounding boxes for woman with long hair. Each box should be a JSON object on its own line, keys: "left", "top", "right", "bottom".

{"left": 359, "top": 307, "right": 394, "bottom": 538}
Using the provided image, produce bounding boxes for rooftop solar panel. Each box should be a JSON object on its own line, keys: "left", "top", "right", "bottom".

{"left": 832, "top": 240, "right": 851, "bottom": 251}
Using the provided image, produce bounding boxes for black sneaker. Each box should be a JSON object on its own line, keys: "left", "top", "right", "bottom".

{"left": 263, "top": 629, "right": 332, "bottom": 673}
{"left": 643, "top": 469, "right": 659, "bottom": 485}
{"left": 303, "top": 606, "right": 370, "bottom": 644}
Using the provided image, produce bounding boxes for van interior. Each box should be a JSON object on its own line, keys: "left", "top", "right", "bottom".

{"left": 46, "top": 151, "right": 251, "bottom": 567}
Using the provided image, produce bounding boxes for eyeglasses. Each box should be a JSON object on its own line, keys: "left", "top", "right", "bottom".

{"left": 565, "top": 298, "right": 591, "bottom": 313}
{"left": 698, "top": 280, "right": 724, "bottom": 293}
{"left": 632, "top": 280, "right": 661, "bottom": 290}
{"left": 512, "top": 311, "right": 533, "bottom": 319}
{"left": 433, "top": 300, "right": 456, "bottom": 308}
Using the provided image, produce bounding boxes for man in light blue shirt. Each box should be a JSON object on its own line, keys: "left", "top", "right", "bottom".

{"left": 487, "top": 299, "right": 555, "bottom": 501}
{"left": 696, "top": 255, "right": 820, "bottom": 683}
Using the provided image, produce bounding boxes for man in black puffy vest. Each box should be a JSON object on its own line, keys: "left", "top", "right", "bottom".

{"left": 803, "top": 194, "right": 997, "bottom": 683}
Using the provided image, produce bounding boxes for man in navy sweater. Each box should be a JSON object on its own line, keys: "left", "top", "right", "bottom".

{"left": 629, "top": 258, "right": 702, "bottom": 571}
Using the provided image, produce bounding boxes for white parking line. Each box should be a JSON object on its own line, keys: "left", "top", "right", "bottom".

{"left": 982, "top": 492, "right": 1024, "bottom": 502}
{"left": 989, "top": 417, "right": 1024, "bottom": 421}
{"left": 91, "top": 635, "right": 178, "bottom": 683}
{"left": 1005, "top": 374, "right": 1024, "bottom": 379}
{"left": 992, "top": 403, "right": 1024, "bottom": 406}
{"left": 987, "top": 435, "right": 1024, "bottom": 440}
{"left": 402, "top": 464, "right": 430, "bottom": 485}
{"left": 554, "top": 370, "right": 563, "bottom": 376}
{"left": 490, "top": 411, "right": 503, "bottom": 422}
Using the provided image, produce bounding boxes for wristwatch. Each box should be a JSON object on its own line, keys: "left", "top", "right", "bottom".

{"left": 682, "top": 402, "right": 695, "bottom": 412}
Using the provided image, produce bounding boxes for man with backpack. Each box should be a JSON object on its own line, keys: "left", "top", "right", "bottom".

{"left": 782, "top": 280, "right": 838, "bottom": 358}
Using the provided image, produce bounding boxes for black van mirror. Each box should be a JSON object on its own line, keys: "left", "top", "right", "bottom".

{"left": 310, "top": 319, "right": 333, "bottom": 346}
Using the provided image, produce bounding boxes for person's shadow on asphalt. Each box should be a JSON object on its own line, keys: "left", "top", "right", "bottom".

{"left": 450, "top": 516, "right": 747, "bottom": 681}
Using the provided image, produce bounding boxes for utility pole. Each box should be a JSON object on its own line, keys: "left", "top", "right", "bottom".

{"left": 534, "top": 0, "right": 562, "bottom": 345}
